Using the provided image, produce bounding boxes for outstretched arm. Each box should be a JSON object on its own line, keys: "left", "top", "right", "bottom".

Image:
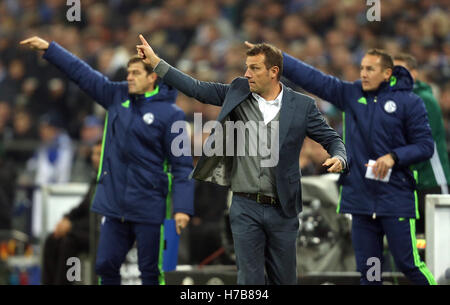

{"left": 283, "top": 53, "right": 351, "bottom": 109}
{"left": 137, "top": 35, "right": 229, "bottom": 106}
{"left": 20, "top": 36, "right": 127, "bottom": 109}
{"left": 245, "top": 41, "right": 354, "bottom": 111}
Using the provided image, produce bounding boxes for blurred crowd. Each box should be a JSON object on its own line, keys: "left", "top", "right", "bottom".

{"left": 0, "top": 0, "right": 449, "bottom": 261}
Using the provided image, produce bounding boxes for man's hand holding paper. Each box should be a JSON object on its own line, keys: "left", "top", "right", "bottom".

{"left": 365, "top": 153, "right": 396, "bottom": 182}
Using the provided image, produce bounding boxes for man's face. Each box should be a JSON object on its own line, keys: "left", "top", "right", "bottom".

{"left": 14, "top": 112, "right": 31, "bottom": 135}
{"left": 244, "top": 54, "right": 276, "bottom": 95}
{"left": 81, "top": 125, "right": 103, "bottom": 145}
{"left": 360, "top": 54, "right": 391, "bottom": 92}
{"left": 127, "top": 62, "right": 157, "bottom": 94}
{"left": 39, "top": 124, "right": 59, "bottom": 144}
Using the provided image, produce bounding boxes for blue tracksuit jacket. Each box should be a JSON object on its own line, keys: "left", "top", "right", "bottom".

{"left": 283, "top": 53, "right": 433, "bottom": 218}
{"left": 43, "top": 42, "right": 194, "bottom": 224}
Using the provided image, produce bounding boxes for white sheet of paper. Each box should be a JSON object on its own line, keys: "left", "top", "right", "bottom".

{"left": 365, "top": 159, "right": 392, "bottom": 182}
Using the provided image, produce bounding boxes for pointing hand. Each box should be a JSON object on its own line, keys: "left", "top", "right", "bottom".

{"left": 136, "top": 34, "right": 160, "bottom": 67}
{"left": 20, "top": 36, "right": 49, "bottom": 51}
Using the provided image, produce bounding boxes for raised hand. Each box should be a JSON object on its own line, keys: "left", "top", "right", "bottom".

{"left": 136, "top": 34, "right": 160, "bottom": 68}
{"left": 20, "top": 36, "right": 50, "bottom": 51}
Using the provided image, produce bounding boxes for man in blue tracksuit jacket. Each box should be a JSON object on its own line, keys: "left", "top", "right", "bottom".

{"left": 21, "top": 36, "right": 194, "bottom": 285}
{"left": 279, "top": 47, "right": 437, "bottom": 285}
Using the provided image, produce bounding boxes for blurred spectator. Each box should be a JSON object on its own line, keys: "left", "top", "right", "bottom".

{"left": 0, "top": 143, "right": 17, "bottom": 230}
{"left": 24, "top": 112, "right": 74, "bottom": 238}
{"left": 41, "top": 140, "right": 101, "bottom": 285}
{"left": 12, "top": 107, "right": 36, "bottom": 141}
{"left": 0, "top": 100, "right": 13, "bottom": 141}
{"left": 71, "top": 115, "right": 103, "bottom": 183}
{"left": 188, "top": 181, "right": 229, "bottom": 265}
{"left": 7, "top": 107, "right": 38, "bottom": 166}
{"left": 0, "top": 58, "right": 25, "bottom": 103}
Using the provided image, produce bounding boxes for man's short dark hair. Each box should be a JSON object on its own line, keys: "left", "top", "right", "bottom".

{"left": 393, "top": 53, "right": 418, "bottom": 70}
{"left": 246, "top": 43, "right": 283, "bottom": 80}
{"left": 366, "top": 49, "right": 394, "bottom": 70}
{"left": 127, "top": 55, "right": 154, "bottom": 75}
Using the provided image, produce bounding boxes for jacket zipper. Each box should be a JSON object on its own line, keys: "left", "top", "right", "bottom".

{"left": 120, "top": 103, "right": 134, "bottom": 224}
{"left": 369, "top": 95, "right": 378, "bottom": 220}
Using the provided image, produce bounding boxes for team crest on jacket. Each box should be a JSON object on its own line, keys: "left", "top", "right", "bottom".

{"left": 384, "top": 100, "right": 397, "bottom": 113}
{"left": 142, "top": 112, "right": 154, "bottom": 125}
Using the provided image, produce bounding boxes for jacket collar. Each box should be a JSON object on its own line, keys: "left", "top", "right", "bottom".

{"left": 132, "top": 85, "right": 160, "bottom": 102}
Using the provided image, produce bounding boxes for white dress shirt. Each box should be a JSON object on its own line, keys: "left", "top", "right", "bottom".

{"left": 252, "top": 86, "right": 283, "bottom": 125}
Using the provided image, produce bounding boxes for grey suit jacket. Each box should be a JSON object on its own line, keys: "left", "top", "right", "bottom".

{"left": 154, "top": 60, "right": 347, "bottom": 217}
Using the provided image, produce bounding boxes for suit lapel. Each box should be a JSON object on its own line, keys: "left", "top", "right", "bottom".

{"left": 217, "top": 81, "right": 250, "bottom": 122}
{"left": 278, "top": 85, "right": 296, "bottom": 148}
{"left": 194, "top": 80, "right": 250, "bottom": 185}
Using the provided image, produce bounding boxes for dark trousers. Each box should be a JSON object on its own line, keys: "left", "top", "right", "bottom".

{"left": 42, "top": 231, "right": 89, "bottom": 285}
{"left": 351, "top": 214, "right": 436, "bottom": 285}
{"left": 95, "top": 217, "right": 162, "bottom": 285}
{"left": 229, "top": 195, "right": 299, "bottom": 285}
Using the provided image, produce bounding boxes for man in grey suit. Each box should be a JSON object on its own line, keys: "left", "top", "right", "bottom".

{"left": 137, "top": 35, "right": 347, "bottom": 284}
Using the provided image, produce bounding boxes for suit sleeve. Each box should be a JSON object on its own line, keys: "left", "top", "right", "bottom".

{"left": 306, "top": 100, "right": 347, "bottom": 166}
{"left": 283, "top": 52, "right": 354, "bottom": 111}
{"left": 43, "top": 42, "right": 128, "bottom": 109}
{"left": 392, "top": 96, "right": 434, "bottom": 167}
{"left": 154, "top": 60, "right": 229, "bottom": 107}
{"left": 163, "top": 109, "right": 194, "bottom": 216}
